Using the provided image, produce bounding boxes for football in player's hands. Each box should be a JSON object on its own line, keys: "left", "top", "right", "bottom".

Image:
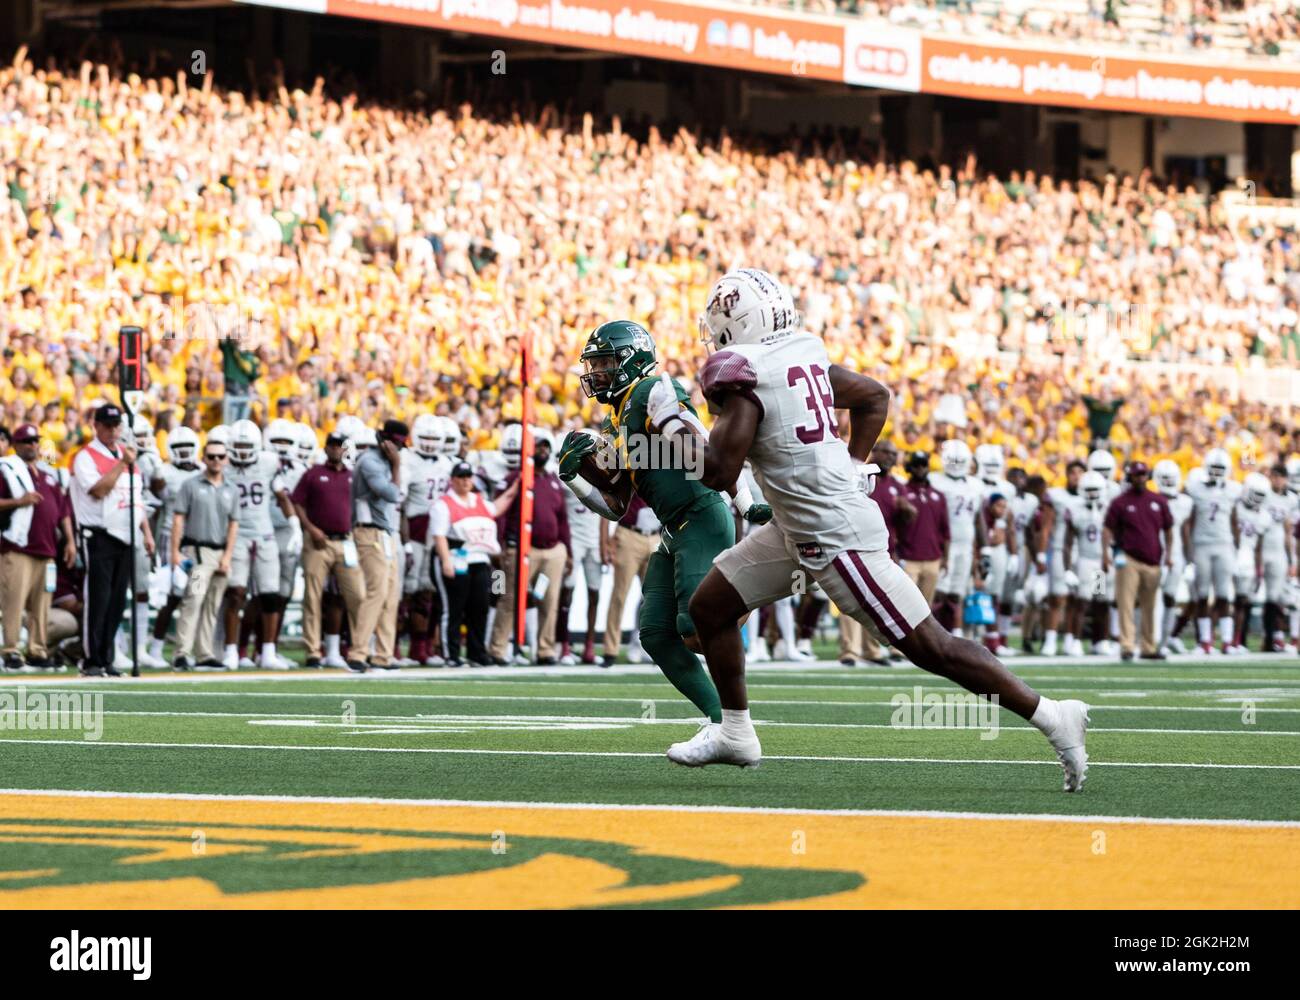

{"left": 743, "top": 502, "right": 774, "bottom": 526}
{"left": 647, "top": 372, "right": 684, "bottom": 432}
{"left": 557, "top": 430, "right": 597, "bottom": 482}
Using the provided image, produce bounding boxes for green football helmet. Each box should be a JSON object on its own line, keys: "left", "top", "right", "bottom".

{"left": 579, "top": 320, "right": 657, "bottom": 405}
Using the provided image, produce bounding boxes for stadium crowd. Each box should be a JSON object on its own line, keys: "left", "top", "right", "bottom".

{"left": 1, "top": 54, "right": 1298, "bottom": 487}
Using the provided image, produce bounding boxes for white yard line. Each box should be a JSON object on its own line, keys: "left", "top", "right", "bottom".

{"left": 69, "top": 709, "right": 1300, "bottom": 737}
{"left": 2, "top": 786, "right": 1299, "bottom": 829}
{"left": 3, "top": 737, "right": 1298, "bottom": 769}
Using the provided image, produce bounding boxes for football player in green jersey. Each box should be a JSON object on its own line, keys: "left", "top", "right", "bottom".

{"left": 558, "top": 320, "right": 771, "bottom": 723}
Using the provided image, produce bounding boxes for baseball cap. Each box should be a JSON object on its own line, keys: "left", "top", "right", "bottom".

{"left": 94, "top": 404, "right": 123, "bottom": 426}
{"left": 382, "top": 419, "right": 409, "bottom": 444}
{"left": 451, "top": 462, "right": 474, "bottom": 478}
{"left": 1127, "top": 461, "right": 1150, "bottom": 476}
{"left": 906, "top": 450, "right": 930, "bottom": 469}
{"left": 325, "top": 432, "right": 346, "bottom": 446}
{"left": 12, "top": 423, "right": 39, "bottom": 443}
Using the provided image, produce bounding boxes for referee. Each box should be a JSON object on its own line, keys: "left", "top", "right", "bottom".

{"left": 70, "top": 405, "right": 155, "bottom": 676}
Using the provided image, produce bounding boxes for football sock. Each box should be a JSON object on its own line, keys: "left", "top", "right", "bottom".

{"left": 224, "top": 643, "right": 237, "bottom": 662}
{"left": 1160, "top": 604, "right": 1176, "bottom": 645}
{"left": 261, "top": 642, "right": 276, "bottom": 663}
{"left": 647, "top": 636, "right": 722, "bottom": 723}
{"left": 148, "top": 637, "right": 165, "bottom": 660}
{"left": 1030, "top": 696, "right": 1062, "bottom": 735}
{"left": 1197, "top": 618, "right": 1212, "bottom": 643}
{"left": 721, "top": 708, "right": 755, "bottom": 742}
{"left": 1218, "top": 617, "right": 1234, "bottom": 646}
{"left": 133, "top": 602, "right": 150, "bottom": 653}
{"left": 1043, "top": 629, "right": 1057, "bottom": 648}
{"left": 775, "top": 599, "right": 796, "bottom": 653}
{"left": 325, "top": 634, "right": 341, "bottom": 660}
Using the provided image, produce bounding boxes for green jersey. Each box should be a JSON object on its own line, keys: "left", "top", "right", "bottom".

{"left": 609, "top": 376, "right": 716, "bottom": 526}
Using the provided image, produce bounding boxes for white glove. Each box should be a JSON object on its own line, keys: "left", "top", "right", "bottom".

{"left": 284, "top": 515, "right": 303, "bottom": 556}
{"left": 853, "top": 461, "right": 881, "bottom": 496}
{"left": 1064, "top": 569, "right": 1080, "bottom": 591}
{"left": 646, "top": 373, "right": 684, "bottom": 433}
{"left": 1006, "top": 554, "right": 1020, "bottom": 579}
{"left": 170, "top": 563, "right": 188, "bottom": 596}
{"left": 1183, "top": 562, "right": 1197, "bottom": 584}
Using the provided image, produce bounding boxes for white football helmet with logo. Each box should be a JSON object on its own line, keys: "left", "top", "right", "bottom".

{"left": 206, "top": 424, "right": 231, "bottom": 449}
{"left": 168, "top": 426, "right": 199, "bottom": 466}
{"left": 1080, "top": 470, "right": 1106, "bottom": 507}
{"left": 264, "top": 418, "right": 298, "bottom": 462}
{"left": 699, "top": 268, "right": 799, "bottom": 350}
{"left": 1087, "top": 449, "right": 1117, "bottom": 482}
{"left": 439, "top": 416, "right": 462, "bottom": 457}
{"left": 1153, "top": 459, "right": 1181, "bottom": 497}
{"left": 229, "top": 419, "right": 261, "bottom": 466}
{"left": 295, "top": 423, "right": 317, "bottom": 465}
{"left": 126, "top": 416, "right": 157, "bottom": 456}
{"left": 412, "top": 413, "right": 441, "bottom": 458}
{"left": 940, "top": 439, "right": 972, "bottom": 479}
{"left": 1204, "top": 448, "right": 1231, "bottom": 484}
{"left": 974, "top": 444, "right": 1005, "bottom": 483}
{"left": 501, "top": 423, "right": 524, "bottom": 470}
{"left": 335, "top": 415, "right": 366, "bottom": 443}
{"left": 1243, "top": 472, "right": 1270, "bottom": 508}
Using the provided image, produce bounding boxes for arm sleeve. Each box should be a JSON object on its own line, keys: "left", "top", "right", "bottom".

{"left": 699, "top": 350, "right": 764, "bottom": 419}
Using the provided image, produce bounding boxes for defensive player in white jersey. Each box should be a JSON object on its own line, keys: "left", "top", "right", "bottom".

{"left": 1230, "top": 472, "right": 1270, "bottom": 654}
{"left": 1064, "top": 472, "right": 1111, "bottom": 656}
{"left": 145, "top": 426, "right": 202, "bottom": 666}
{"left": 113, "top": 416, "right": 167, "bottom": 668}
{"left": 1185, "top": 448, "right": 1243, "bottom": 654}
{"left": 1039, "top": 460, "right": 1087, "bottom": 657}
{"left": 1086, "top": 449, "right": 1123, "bottom": 653}
{"left": 1153, "top": 460, "right": 1195, "bottom": 655}
{"left": 1261, "top": 464, "right": 1299, "bottom": 652}
{"left": 1015, "top": 474, "right": 1049, "bottom": 651}
{"left": 975, "top": 446, "right": 1018, "bottom": 655}
{"left": 649, "top": 268, "right": 1089, "bottom": 789}
{"left": 222, "top": 420, "right": 298, "bottom": 670}
{"left": 403, "top": 414, "right": 453, "bottom": 666}
{"left": 264, "top": 419, "right": 306, "bottom": 667}
{"left": 295, "top": 423, "right": 320, "bottom": 467}
{"left": 930, "top": 439, "right": 985, "bottom": 637}
{"left": 556, "top": 428, "right": 606, "bottom": 665}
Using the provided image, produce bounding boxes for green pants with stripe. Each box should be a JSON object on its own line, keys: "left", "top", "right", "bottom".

{"left": 638, "top": 494, "right": 734, "bottom": 722}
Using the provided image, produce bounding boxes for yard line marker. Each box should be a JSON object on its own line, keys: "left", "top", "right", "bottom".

{"left": 2, "top": 786, "right": 1298, "bottom": 828}
{"left": 3, "top": 738, "right": 1298, "bottom": 769}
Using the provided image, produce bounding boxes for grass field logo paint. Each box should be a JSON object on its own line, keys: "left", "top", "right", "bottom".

{"left": 50, "top": 931, "right": 151, "bottom": 980}
{"left": 0, "top": 687, "right": 102, "bottom": 741}
{"left": 889, "top": 686, "right": 1000, "bottom": 740}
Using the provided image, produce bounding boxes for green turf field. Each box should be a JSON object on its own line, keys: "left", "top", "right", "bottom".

{"left": 2, "top": 656, "right": 1299, "bottom": 908}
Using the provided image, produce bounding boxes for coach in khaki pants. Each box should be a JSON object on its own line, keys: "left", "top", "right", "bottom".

{"left": 603, "top": 497, "right": 661, "bottom": 661}
{"left": 0, "top": 424, "right": 77, "bottom": 668}
{"left": 1104, "top": 462, "right": 1173, "bottom": 660}
{"left": 292, "top": 433, "right": 365, "bottom": 665}
{"left": 170, "top": 441, "right": 240, "bottom": 668}
{"left": 350, "top": 421, "right": 407, "bottom": 669}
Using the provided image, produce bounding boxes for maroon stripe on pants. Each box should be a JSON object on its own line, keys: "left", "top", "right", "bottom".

{"left": 832, "top": 554, "right": 892, "bottom": 639}
{"left": 849, "top": 550, "right": 914, "bottom": 640}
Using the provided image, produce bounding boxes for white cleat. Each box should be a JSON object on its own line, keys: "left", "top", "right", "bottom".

{"left": 393, "top": 656, "right": 417, "bottom": 667}
{"left": 666, "top": 723, "right": 762, "bottom": 769}
{"left": 626, "top": 643, "right": 645, "bottom": 665}
{"left": 258, "top": 651, "right": 282, "bottom": 670}
{"left": 1046, "top": 699, "right": 1090, "bottom": 793}
{"left": 223, "top": 651, "right": 241, "bottom": 671}
{"left": 113, "top": 648, "right": 134, "bottom": 671}
{"left": 275, "top": 653, "right": 297, "bottom": 669}
{"left": 1165, "top": 636, "right": 1187, "bottom": 655}
{"left": 1039, "top": 636, "right": 1057, "bottom": 657}
{"left": 786, "top": 645, "right": 815, "bottom": 662}
{"left": 749, "top": 638, "right": 771, "bottom": 663}
{"left": 238, "top": 656, "right": 255, "bottom": 669}
{"left": 558, "top": 653, "right": 577, "bottom": 665}
{"left": 423, "top": 655, "right": 445, "bottom": 667}
{"left": 995, "top": 644, "right": 1019, "bottom": 657}
{"left": 136, "top": 648, "right": 168, "bottom": 669}
{"left": 322, "top": 653, "right": 348, "bottom": 669}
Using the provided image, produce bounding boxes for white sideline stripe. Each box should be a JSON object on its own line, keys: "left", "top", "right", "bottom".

{"left": 8, "top": 688, "right": 1300, "bottom": 711}
{"left": 3, "top": 738, "right": 1298, "bottom": 769}
{"left": 2, "top": 786, "right": 1297, "bottom": 828}
{"left": 82, "top": 710, "right": 1300, "bottom": 737}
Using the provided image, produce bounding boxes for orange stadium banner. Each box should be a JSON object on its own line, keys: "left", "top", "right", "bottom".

{"left": 919, "top": 35, "right": 1300, "bottom": 124}
{"left": 316, "top": 0, "right": 846, "bottom": 81}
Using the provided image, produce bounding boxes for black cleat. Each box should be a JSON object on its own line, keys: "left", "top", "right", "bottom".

{"left": 25, "top": 656, "right": 52, "bottom": 670}
{"left": 304, "top": 657, "right": 322, "bottom": 669}
{"left": 345, "top": 660, "right": 368, "bottom": 673}
{"left": 79, "top": 665, "right": 105, "bottom": 677}
{"left": 172, "top": 656, "right": 193, "bottom": 671}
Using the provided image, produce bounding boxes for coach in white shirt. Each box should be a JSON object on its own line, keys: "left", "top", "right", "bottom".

{"left": 70, "top": 404, "right": 155, "bottom": 676}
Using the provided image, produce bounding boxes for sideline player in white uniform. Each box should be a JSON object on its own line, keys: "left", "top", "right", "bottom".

{"left": 557, "top": 428, "right": 606, "bottom": 664}
{"left": 1185, "top": 448, "right": 1242, "bottom": 654}
{"left": 1065, "top": 472, "right": 1111, "bottom": 656}
{"left": 1230, "top": 473, "right": 1270, "bottom": 655}
{"left": 930, "top": 439, "right": 985, "bottom": 637}
{"left": 1039, "top": 460, "right": 1086, "bottom": 657}
{"left": 1014, "top": 474, "right": 1048, "bottom": 651}
{"left": 1153, "top": 460, "right": 1195, "bottom": 655}
{"left": 1086, "top": 449, "right": 1122, "bottom": 653}
{"left": 1261, "top": 463, "right": 1299, "bottom": 652}
{"left": 403, "top": 414, "right": 452, "bottom": 665}
{"left": 647, "top": 268, "right": 1089, "bottom": 788}
{"left": 264, "top": 419, "right": 306, "bottom": 667}
{"left": 222, "top": 420, "right": 299, "bottom": 670}
{"left": 975, "top": 446, "right": 1018, "bottom": 655}
{"left": 145, "top": 426, "right": 201, "bottom": 665}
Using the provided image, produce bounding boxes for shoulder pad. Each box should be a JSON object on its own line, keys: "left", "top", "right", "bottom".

{"left": 700, "top": 350, "right": 763, "bottom": 417}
